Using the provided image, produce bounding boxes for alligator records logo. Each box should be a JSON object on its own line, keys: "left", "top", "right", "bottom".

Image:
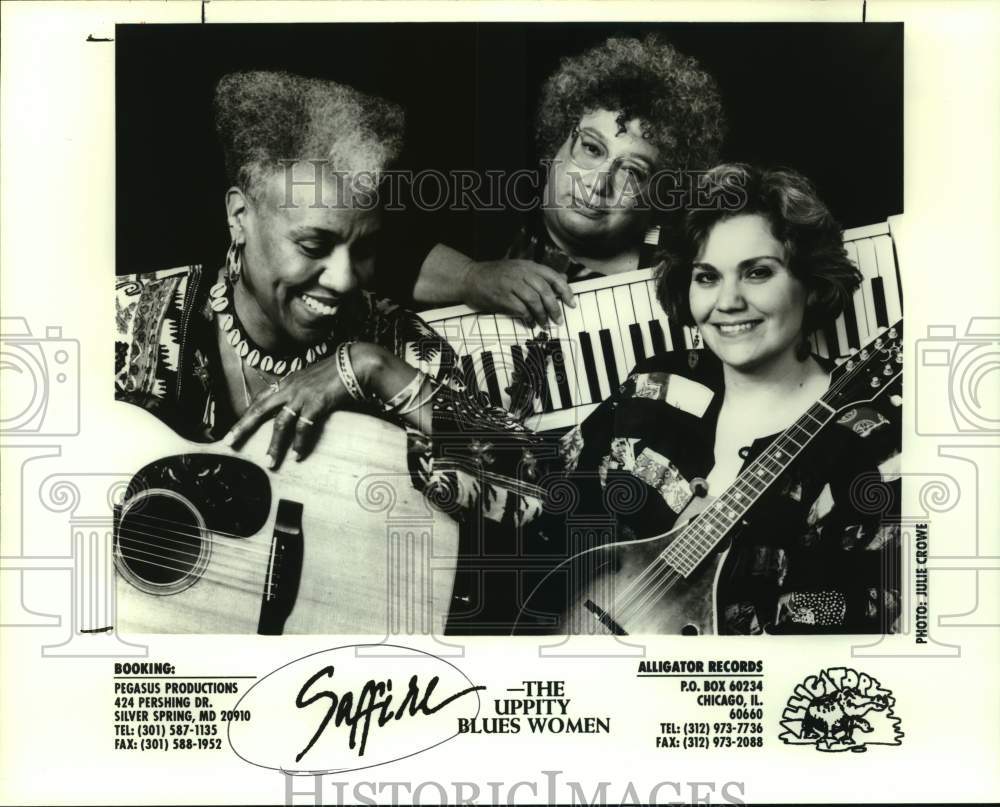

{"left": 778, "top": 667, "right": 903, "bottom": 753}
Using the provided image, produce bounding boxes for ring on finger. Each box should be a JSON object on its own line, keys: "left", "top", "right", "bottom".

{"left": 298, "top": 414, "right": 315, "bottom": 426}
{"left": 281, "top": 405, "right": 299, "bottom": 419}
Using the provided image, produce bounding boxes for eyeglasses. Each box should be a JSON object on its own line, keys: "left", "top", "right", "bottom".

{"left": 568, "top": 126, "right": 653, "bottom": 195}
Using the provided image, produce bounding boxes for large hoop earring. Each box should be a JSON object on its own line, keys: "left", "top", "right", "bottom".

{"left": 226, "top": 240, "right": 243, "bottom": 284}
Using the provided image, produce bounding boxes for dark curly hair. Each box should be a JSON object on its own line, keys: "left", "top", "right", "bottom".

{"left": 535, "top": 34, "right": 725, "bottom": 170}
{"left": 214, "top": 70, "right": 404, "bottom": 202}
{"left": 654, "top": 163, "right": 862, "bottom": 345}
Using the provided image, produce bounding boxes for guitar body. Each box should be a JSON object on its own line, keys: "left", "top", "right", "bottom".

{"left": 516, "top": 495, "right": 730, "bottom": 636}
{"left": 112, "top": 403, "right": 459, "bottom": 635}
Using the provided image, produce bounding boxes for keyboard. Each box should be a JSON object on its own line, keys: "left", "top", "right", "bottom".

{"left": 417, "top": 218, "right": 903, "bottom": 431}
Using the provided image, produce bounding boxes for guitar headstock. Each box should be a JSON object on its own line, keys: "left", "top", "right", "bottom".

{"left": 826, "top": 319, "right": 903, "bottom": 410}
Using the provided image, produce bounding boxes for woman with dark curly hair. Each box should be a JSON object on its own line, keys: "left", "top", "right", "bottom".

{"left": 411, "top": 34, "right": 726, "bottom": 327}
{"left": 532, "top": 162, "right": 898, "bottom": 633}
{"left": 422, "top": 163, "right": 901, "bottom": 634}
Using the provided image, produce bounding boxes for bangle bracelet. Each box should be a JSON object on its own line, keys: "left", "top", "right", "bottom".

{"left": 382, "top": 370, "right": 425, "bottom": 413}
{"left": 336, "top": 341, "right": 367, "bottom": 403}
{"left": 383, "top": 371, "right": 438, "bottom": 416}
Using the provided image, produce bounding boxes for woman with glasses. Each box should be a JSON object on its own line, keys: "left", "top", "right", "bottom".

{"left": 409, "top": 34, "right": 726, "bottom": 327}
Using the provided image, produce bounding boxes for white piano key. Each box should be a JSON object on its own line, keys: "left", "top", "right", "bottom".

{"left": 613, "top": 284, "right": 639, "bottom": 376}
{"left": 873, "top": 234, "right": 903, "bottom": 324}
{"left": 472, "top": 314, "right": 511, "bottom": 409}
{"left": 853, "top": 238, "right": 881, "bottom": 339}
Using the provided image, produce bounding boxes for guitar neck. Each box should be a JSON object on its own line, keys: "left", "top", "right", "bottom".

{"left": 660, "top": 319, "right": 903, "bottom": 575}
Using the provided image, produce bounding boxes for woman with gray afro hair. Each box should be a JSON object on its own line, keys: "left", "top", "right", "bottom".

{"left": 116, "top": 69, "right": 507, "bottom": 470}
{"left": 214, "top": 70, "right": 404, "bottom": 202}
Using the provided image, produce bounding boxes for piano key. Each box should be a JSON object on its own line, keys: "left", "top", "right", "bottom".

{"left": 648, "top": 318, "right": 669, "bottom": 355}
{"left": 870, "top": 277, "right": 889, "bottom": 329}
{"left": 852, "top": 238, "right": 882, "bottom": 337}
{"left": 628, "top": 323, "right": 646, "bottom": 363}
{"left": 668, "top": 316, "right": 688, "bottom": 354}
{"left": 561, "top": 295, "right": 593, "bottom": 404}
{"left": 577, "top": 293, "right": 611, "bottom": 399}
{"left": 599, "top": 329, "right": 620, "bottom": 393}
{"left": 549, "top": 338, "right": 572, "bottom": 409}
{"left": 508, "top": 344, "right": 529, "bottom": 413}
{"left": 821, "top": 323, "right": 840, "bottom": 359}
{"left": 613, "top": 284, "right": 639, "bottom": 375}
{"left": 842, "top": 242, "right": 866, "bottom": 350}
{"left": 872, "top": 234, "right": 903, "bottom": 323}
{"left": 577, "top": 330, "right": 603, "bottom": 403}
{"left": 459, "top": 354, "right": 481, "bottom": 397}
{"left": 475, "top": 315, "right": 512, "bottom": 409}
{"left": 596, "top": 288, "right": 629, "bottom": 388}
{"left": 628, "top": 282, "right": 655, "bottom": 360}
{"left": 479, "top": 351, "right": 503, "bottom": 407}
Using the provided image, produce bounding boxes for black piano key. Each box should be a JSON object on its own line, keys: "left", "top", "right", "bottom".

{"left": 509, "top": 345, "right": 529, "bottom": 411}
{"left": 668, "top": 318, "right": 687, "bottom": 353}
{"left": 871, "top": 277, "right": 889, "bottom": 328}
{"left": 842, "top": 301, "right": 861, "bottom": 351}
{"left": 480, "top": 351, "right": 503, "bottom": 406}
{"left": 550, "top": 339, "right": 573, "bottom": 409}
{"left": 822, "top": 324, "right": 841, "bottom": 359}
{"left": 599, "top": 330, "right": 620, "bottom": 390}
{"left": 628, "top": 323, "right": 646, "bottom": 363}
{"left": 460, "top": 354, "right": 480, "bottom": 395}
{"left": 648, "top": 320, "right": 668, "bottom": 355}
{"left": 578, "top": 331, "right": 603, "bottom": 403}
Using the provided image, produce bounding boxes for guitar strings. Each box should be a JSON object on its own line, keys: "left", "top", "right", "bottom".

{"left": 116, "top": 524, "right": 280, "bottom": 581}
{"left": 118, "top": 513, "right": 283, "bottom": 561}
{"left": 115, "top": 521, "right": 280, "bottom": 577}
{"left": 116, "top": 533, "right": 280, "bottom": 589}
{"left": 118, "top": 510, "right": 280, "bottom": 553}
{"left": 598, "top": 341, "right": 894, "bottom": 630}
{"left": 116, "top": 545, "right": 268, "bottom": 596}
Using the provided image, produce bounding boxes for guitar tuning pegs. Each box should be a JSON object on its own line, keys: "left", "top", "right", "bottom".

{"left": 884, "top": 364, "right": 893, "bottom": 376}
{"left": 875, "top": 337, "right": 884, "bottom": 348}
{"left": 896, "top": 352, "right": 903, "bottom": 364}
{"left": 870, "top": 376, "right": 881, "bottom": 388}
{"left": 846, "top": 359, "right": 856, "bottom": 371}
{"left": 888, "top": 327, "right": 897, "bottom": 338}
{"left": 860, "top": 349, "right": 870, "bottom": 360}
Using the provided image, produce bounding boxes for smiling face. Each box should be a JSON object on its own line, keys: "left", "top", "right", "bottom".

{"left": 689, "top": 214, "right": 811, "bottom": 376}
{"left": 228, "top": 167, "right": 380, "bottom": 351}
{"left": 542, "top": 108, "right": 660, "bottom": 258}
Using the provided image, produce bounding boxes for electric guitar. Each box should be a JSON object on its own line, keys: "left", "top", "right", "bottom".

{"left": 513, "top": 321, "right": 903, "bottom": 636}
{"left": 112, "top": 404, "right": 459, "bottom": 634}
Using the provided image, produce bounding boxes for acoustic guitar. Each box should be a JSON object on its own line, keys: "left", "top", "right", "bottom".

{"left": 513, "top": 321, "right": 903, "bottom": 636}
{"left": 112, "top": 404, "right": 459, "bottom": 635}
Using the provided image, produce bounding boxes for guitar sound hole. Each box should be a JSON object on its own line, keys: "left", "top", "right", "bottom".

{"left": 681, "top": 623, "right": 700, "bottom": 636}
{"left": 116, "top": 490, "right": 209, "bottom": 595}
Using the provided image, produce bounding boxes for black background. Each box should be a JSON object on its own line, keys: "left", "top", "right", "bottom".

{"left": 117, "top": 23, "right": 902, "bottom": 295}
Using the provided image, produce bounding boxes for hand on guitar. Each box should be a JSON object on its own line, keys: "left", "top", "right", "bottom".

{"left": 223, "top": 342, "right": 387, "bottom": 468}
{"left": 461, "top": 259, "right": 576, "bottom": 328}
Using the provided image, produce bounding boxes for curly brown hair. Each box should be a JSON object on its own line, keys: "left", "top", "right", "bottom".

{"left": 535, "top": 34, "right": 725, "bottom": 170}
{"left": 214, "top": 70, "right": 404, "bottom": 202}
{"left": 654, "top": 163, "right": 862, "bottom": 342}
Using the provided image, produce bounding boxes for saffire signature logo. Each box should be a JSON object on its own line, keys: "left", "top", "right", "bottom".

{"left": 779, "top": 667, "right": 903, "bottom": 753}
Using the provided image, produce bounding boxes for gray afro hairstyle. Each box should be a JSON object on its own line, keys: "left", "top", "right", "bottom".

{"left": 536, "top": 34, "right": 725, "bottom": 170}
{"left": 214, "top": 70, "right": 404, "bottom": 200}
